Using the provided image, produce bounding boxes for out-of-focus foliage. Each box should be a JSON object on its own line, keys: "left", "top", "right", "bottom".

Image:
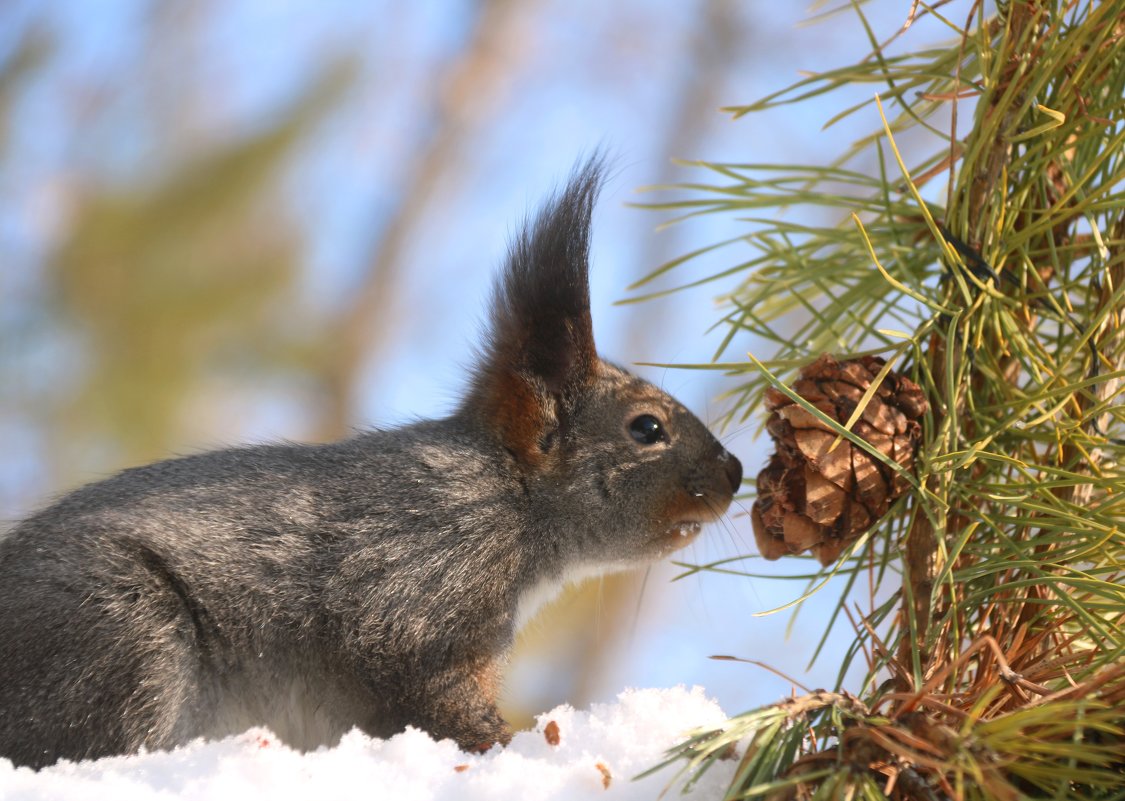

{"left": 50, "top": 64, "right": 352, "bottom": 466}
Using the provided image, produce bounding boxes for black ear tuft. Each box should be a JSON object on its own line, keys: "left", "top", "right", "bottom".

{"left": 466, "top": 155, "right": 607, "bottom": 464}
{"left": 494, "top": 155, "right": 604, "bottom": 392}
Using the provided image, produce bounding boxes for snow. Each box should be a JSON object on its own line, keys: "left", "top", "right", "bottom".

{"left": 0, "top": 687, "right": 742, "bottom": 800}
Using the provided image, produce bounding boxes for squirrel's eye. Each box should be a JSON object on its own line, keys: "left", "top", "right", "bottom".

{"left": 628, "top": 414, "right": 665, "bottom": 445}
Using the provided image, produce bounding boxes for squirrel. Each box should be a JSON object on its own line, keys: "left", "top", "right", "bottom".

{"left": 0, "top": 158, "right": 742, "bottom": 769}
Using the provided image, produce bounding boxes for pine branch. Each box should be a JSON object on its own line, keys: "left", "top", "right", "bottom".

{"left": 646, "top": 2, "right": 1125, "bottom": 797}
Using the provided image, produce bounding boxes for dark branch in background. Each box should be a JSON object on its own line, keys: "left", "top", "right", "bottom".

{"left": 0, "top": 29, "right": 51, "bottom": 152}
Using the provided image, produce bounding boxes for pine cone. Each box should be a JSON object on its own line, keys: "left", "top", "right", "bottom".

{"left": 751, "top": 354, "right": 928, "bottom": 566}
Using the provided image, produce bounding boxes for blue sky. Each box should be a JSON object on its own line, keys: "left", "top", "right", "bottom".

{"left": 1, "top": 0, "right": 944, "bottom": 723}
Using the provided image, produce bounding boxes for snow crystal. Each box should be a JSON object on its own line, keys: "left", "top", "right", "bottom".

{"left": 0, "top": 686, "right": 740, "bottom": 800}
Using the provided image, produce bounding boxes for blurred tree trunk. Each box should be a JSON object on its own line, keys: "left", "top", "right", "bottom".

{"left": 315, "top": 0, "right": 532, "bottom": 440}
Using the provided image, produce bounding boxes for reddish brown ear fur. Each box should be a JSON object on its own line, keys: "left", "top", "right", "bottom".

{"left": 464, "top": 157, "right": 604, "bottom": 466}
{"left": 479, "top": 369, "right": 556, "bottom": 468}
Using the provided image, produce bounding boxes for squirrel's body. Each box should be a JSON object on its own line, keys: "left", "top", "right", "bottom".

{"left": 1, "top": 422, "right": 524, "bottom": 757}
{"left": 0, "top": 161, "right": 741, "bottom": 768}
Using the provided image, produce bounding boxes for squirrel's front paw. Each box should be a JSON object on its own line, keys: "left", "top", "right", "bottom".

{"left": 458, "top": 718, "right": 512, "bottom": 754}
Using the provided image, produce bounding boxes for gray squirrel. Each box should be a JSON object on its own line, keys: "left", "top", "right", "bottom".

{"left": 0, "top": 159, "right": 742, "bottom": 769}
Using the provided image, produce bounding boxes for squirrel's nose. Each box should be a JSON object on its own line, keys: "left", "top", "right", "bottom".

{"left": 722, "top": 452, "right": 743, "bottom": 494}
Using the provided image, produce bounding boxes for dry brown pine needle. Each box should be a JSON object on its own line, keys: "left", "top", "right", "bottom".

{"left": 595, "top": 762, "right": 612, "bottom": 790}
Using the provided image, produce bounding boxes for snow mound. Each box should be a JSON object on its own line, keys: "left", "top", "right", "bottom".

{"left": 0, "top": 686, "right": 739, "bottom": 800}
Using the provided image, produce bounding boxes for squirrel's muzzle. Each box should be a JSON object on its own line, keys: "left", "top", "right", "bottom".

{"left": 653, "top": 447, "right": 743, "bottom": 556}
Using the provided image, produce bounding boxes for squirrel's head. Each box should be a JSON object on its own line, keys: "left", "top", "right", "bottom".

{"left": 463, "top": 157, "right": 742, "bottom": 570}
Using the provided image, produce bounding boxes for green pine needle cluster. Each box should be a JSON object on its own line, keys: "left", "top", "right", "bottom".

{"left": 639, "top": 2, "right": 1124, "bottom": 798}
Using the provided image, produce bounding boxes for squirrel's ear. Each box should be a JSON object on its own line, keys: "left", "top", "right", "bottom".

{"left": 468, "top": 157, "right": 605, "bottom": 465}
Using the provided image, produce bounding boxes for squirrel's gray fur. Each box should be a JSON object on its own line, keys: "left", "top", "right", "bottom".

{"left": 0, "top": 158, "right": 742, "bottom": 769}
